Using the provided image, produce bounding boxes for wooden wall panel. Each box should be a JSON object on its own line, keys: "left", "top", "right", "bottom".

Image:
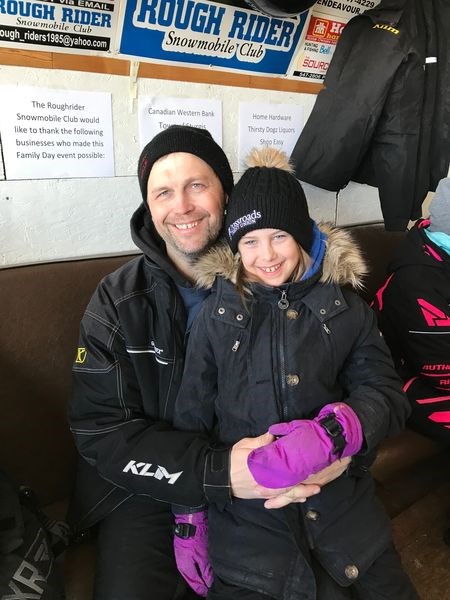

{"left": 0, "top": 47, "right": 52, "bottom": 69}
{"left": 0, "top": 47, "right": 322, "bottom": 94}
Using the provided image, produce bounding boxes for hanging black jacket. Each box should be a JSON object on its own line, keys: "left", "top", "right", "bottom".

{"left": 373, "top": 220, "right": 450, "bottom": 428}
{"left": 67, "top": 203, "right": 230, "bottom": 531}
{"left": 291, "top": 0, "right": 450, "bottom": 232}
{"left": 174, "top": 226, "right": 410, "bottom": 599}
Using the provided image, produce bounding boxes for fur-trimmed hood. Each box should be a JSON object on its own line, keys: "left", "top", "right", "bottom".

{"left": 194, "top": 223, "right": 368, "bottom": 290}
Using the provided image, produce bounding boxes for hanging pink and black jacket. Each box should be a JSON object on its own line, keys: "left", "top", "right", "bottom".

{"left": 373, "top": 219, "right": 450, "bottom": 444}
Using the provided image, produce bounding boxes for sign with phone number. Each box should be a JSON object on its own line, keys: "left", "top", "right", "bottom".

{"left": 313, "top": 0, "right": 379, "bottom": 19}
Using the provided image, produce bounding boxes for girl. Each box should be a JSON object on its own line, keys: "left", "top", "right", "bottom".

{"left": 172, "top": 148, "right": 417, "bottom": 600}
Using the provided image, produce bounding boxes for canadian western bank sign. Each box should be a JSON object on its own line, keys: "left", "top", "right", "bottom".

{"left": 119, "top": 0, "right": 308, "bottom": 75}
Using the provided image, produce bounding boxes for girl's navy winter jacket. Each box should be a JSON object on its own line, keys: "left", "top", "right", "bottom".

{"left": 174, "top": 225, "right": 411, "bottom": 599}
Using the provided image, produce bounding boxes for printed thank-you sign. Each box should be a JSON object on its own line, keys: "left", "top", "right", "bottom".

{"left": 0, "top": 87, "right": 115, "bottom": 180}
{"left": 119, "top": 0, "right": 308, "bottom": 76}
{"left": 138, "top": 96, "right": 222, "bottom": 149}
{"left": 239, "top": 102, "right": 303, "bottom": 171}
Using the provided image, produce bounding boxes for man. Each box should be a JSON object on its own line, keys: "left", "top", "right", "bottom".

{"left": 68, "top": 126, "right": 347, "bottom": 599}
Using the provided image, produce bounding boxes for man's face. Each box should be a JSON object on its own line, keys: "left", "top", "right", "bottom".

{"left": 147, "top": 152, "right": 226, "bottom": 260}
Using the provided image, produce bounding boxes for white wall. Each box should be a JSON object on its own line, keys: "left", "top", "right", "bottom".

{"left": 0, "top": 64, "right": 383, "bottom": 267}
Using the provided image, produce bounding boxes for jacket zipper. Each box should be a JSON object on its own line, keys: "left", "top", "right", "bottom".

{"left": 277, "top": 289, "right": 289, "bottom": 421}
{"left": 278, "top": 289, "right": 290, "bottom": 310}
{"left": 164, "top": 290, "right": 179, "bottom": 419}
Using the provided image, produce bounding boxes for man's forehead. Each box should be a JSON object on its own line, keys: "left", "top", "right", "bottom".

{"left": 153, "top": 151, "right": 209, "bottom": 168}
{"left": 148, "top": 153, "right": 221, "bottom": 186}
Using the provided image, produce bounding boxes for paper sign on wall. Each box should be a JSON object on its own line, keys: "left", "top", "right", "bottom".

{"left": 239, "top": 102, "right": 303, "bottom": 171}
{"left": 138, "top": 97, "right": 223, "bottom": 149}
{"left": 0, "top": 87, "right": 115, "bottom": 180}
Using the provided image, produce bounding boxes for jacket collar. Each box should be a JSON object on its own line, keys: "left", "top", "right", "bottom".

{"left": 208, "top": 271, "right": 350, "bottom": 327}
{"left": 194, "top": 223, "right": 368, "bottom": 291}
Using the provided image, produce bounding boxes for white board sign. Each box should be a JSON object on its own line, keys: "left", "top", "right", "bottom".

{"left": 239, "top": 102, "right": 303, "bottom": 170}
{"left": 138, "top": 96, "right": 223, "bottom": 149}
{"left": 0, "top": 87, "right": 114, "bottom": 180}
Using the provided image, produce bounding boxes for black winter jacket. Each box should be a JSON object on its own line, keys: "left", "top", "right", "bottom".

{"left": 67, "top": 204, "right": 230, "bottom": 531}
{"left": 373, "top": 220, "right": 450, "bottom": 428}
{"left": 174, "top": 226, "right": 410, "bottom": 599}
{"left": 291, "top": 0, "right": 450, "bottom": 232}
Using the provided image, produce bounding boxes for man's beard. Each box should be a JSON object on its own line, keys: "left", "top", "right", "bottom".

{"left": 163, "top": 221, "right": 222, "bottom": 262}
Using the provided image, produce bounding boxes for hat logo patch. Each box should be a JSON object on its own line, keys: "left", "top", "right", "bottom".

{"left": 228, "top": 210, "right": 262, "bottom": 238}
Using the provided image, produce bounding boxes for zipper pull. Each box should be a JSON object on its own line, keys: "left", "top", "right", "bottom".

{"left": 278, "top": 290, "right": 289, "bottom": 310}
{"left": 323, "top": 323, "right": 331, "bottom": 334}
{"left": 232, "top": 340, "right": 240, "bottom": 352}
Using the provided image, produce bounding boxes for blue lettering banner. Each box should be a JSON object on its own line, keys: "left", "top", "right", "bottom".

{"left": 119, "top": 0, "right": 308, "bottom": 75}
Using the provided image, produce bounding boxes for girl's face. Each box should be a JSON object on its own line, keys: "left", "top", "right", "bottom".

{"left": 238, "top": 228, "right": 302, "bottom": 287}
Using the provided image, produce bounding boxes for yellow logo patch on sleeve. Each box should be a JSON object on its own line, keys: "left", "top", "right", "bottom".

{"left": 75, "top": 347, "right": 87, "bottom": 364}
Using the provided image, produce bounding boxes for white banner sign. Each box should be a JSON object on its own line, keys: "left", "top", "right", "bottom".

{"left": 239, "top": 102, "right": 303, "bottom": 170}
{"left": 138, "top": 96, "right": 223, "bottom": 149}
{"left": 0, "top": 87, "right": 114, "bottom": 180}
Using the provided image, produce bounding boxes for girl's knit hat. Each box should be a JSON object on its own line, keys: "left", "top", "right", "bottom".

{"left": 225, "top": 147, "right": 313, "bottom": 253}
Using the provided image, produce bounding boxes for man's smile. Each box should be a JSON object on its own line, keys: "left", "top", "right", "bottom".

{"left": 173, "top": 221, "right": 200, "bottom": 230}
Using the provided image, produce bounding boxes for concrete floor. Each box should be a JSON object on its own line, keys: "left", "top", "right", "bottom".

{"left": 393, "top": 483, "right": 450, "bottom": 600}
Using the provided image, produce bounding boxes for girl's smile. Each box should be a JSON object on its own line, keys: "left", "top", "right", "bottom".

{"left": 238, "top": 228, "right": 303, "bottom": 287}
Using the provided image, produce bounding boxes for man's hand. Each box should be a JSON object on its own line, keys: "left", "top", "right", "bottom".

{"left": 263, "top": 457, "right": 351, "bottom": 509}
{"left": 230, "top": 433, "right": 275, "bottom": 499}
{"left": 230, "top": 433, "right": 321, "bottom": 501}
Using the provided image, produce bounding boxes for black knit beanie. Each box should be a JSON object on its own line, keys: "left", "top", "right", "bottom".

{"left": 225, "top": 148, "right": 313, "bottom": 253}
{"left": 137, "top": 125, "right": 233, "bottom": 201}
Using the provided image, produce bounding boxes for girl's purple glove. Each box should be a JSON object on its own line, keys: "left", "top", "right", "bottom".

{"left": 247, "top": 403, "right": 363, "bottom": 488}
{"left": 173, "top": 510, "right": 213, "bottom": 597}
